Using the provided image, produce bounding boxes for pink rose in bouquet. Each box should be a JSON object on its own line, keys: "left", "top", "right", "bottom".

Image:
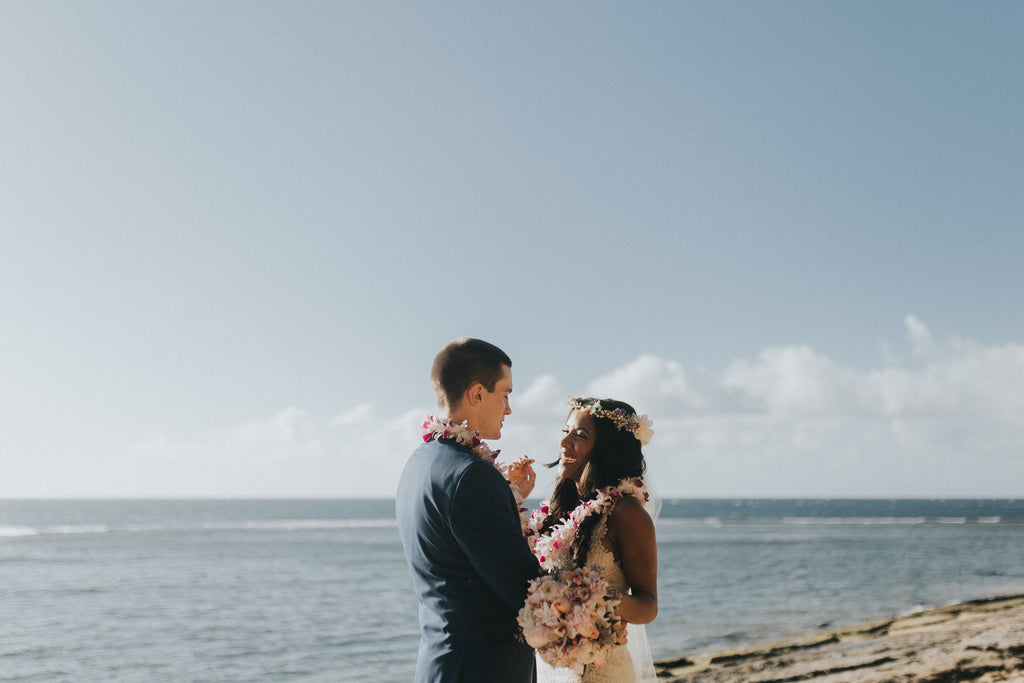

{"left": 517, "top": 567, "right": 625, "bottom": 673}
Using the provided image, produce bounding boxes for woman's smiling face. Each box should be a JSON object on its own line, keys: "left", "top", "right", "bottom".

{"left": 559, "top": 409, "right": 596, "bottom": 486}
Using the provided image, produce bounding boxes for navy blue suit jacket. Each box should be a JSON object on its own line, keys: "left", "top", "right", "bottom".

{"left": 397, "top": 438, "right": 540, "bottom": 683}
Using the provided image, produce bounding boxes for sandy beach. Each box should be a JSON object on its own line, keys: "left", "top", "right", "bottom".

{"left": 655, "top": 594, "right": 1024, "bottom": 682}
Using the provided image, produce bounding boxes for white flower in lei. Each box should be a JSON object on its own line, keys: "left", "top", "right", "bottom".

{"left": 526, "top": 476, "right": 648, "bottom": 571}
{"left": 422, "top": 415, "right": 499, "bottom": 463}
{"left": 421, "top": 415, "right": 530, "bottom": 531}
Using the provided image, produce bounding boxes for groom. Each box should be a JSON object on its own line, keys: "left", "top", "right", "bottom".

{"left": 397, "top": 338, "right": 540, "bottom": 683}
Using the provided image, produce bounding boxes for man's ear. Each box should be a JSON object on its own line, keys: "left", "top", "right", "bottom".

{"left": 464, "top": 382, "right": 486, "bottom": 407}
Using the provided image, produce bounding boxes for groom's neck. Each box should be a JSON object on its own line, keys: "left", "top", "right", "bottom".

{"left": 446, "top": 408, "right": 477, "bottom": 433}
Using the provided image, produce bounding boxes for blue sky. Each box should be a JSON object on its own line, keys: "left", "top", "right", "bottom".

{"left": 2, "top": 2, "right": 1022, "bottom": 498}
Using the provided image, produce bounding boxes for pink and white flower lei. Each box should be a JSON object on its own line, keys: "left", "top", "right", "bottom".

{"left": 422, "top": 415, "right": 530, "bottom": 531}
{"left": 526, "top": 477, "right": 648, "bottom": 571}
{"left": 422, "top": 415, "right": 499, "bottom": 463}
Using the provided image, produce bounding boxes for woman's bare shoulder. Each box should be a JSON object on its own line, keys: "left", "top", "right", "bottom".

{"left": 609, "top": 494, "right": 654, "bottom": 533}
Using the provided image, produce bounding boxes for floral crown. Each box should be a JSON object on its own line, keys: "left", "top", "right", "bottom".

{"left": 567, "top": 397, "right": 654, "bottom": 446}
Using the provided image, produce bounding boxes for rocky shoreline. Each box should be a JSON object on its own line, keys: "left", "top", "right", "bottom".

{"left": 655, "top": 594, "right": 1024, "bottom": 682}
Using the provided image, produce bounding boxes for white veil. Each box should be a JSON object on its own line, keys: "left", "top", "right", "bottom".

{"left": 626, "top": 481, "right": 661, "bottom": 683}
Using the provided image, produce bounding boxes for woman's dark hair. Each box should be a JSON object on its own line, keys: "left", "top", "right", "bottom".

{"left": 539, "top": 397, "right": 646, "bottom": 567}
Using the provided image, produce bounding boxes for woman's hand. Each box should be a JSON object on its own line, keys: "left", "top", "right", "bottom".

{"left": 505, "top": 456, "right": 536, "bottom": 499}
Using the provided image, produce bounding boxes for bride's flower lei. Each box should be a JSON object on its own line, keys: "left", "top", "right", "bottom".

{"left": 526, "top": 477, "right": 648, "bottom": 571}
{"left": 422, "top": 415, "right": 530, "bottom": 531}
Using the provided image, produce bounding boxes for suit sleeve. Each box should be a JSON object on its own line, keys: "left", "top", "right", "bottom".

{"left": 448, "top": 462, "right": 541, "bottom": 612}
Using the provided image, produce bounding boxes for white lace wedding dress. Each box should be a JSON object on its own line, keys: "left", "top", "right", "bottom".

{"left": 535, "top": 514, "right": 655, "bottom": 683}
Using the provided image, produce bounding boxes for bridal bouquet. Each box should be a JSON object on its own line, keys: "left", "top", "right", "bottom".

{"left": 517, "top": 567, "right": 626, "bottom": 673}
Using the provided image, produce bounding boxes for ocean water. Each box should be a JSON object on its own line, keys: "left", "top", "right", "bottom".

{"left": 3, "top": 499, "right": 1024, "bottom": 682}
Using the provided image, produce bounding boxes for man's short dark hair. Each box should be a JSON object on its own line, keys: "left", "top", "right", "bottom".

{"left": 431, "top": 338, "right": 511, "bottom": 411}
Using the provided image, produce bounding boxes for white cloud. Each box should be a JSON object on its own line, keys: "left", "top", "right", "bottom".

{"left": 513, "top": 374, "right": 568, "bottom": 418}
{"left": 234, "top": 407, "right": 320, "bottom": 458}
{"left": 112, "top": 405, "right": 426, "bottom": 497}
{"left": 587, "top": 355, "right": 693, "bottom": 408}
{"left": 326, "top": 405, "right": 425, "bottom": 494}
{"left": 100, "top": 316, "right": 1024, "bottom": 498}
{"left": 721, "top": 345, "right": 861, "bottom": 416}
{"left": 523, "top": 316, "right": 1024, "bottom": 498}
{"left": 906, "top": 313, "right": 936, "bottom": 359}
{"left": 330, "top": 403, "right": 374, "bottom": 427}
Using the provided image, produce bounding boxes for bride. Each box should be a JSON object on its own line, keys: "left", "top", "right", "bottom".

{"left": 516, "top": 397, "right": 659, "bottom": 683}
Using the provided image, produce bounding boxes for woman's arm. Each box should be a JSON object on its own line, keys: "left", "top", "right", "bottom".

{"left": 608, "top": 495, "right": 658, "bottom": 625}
